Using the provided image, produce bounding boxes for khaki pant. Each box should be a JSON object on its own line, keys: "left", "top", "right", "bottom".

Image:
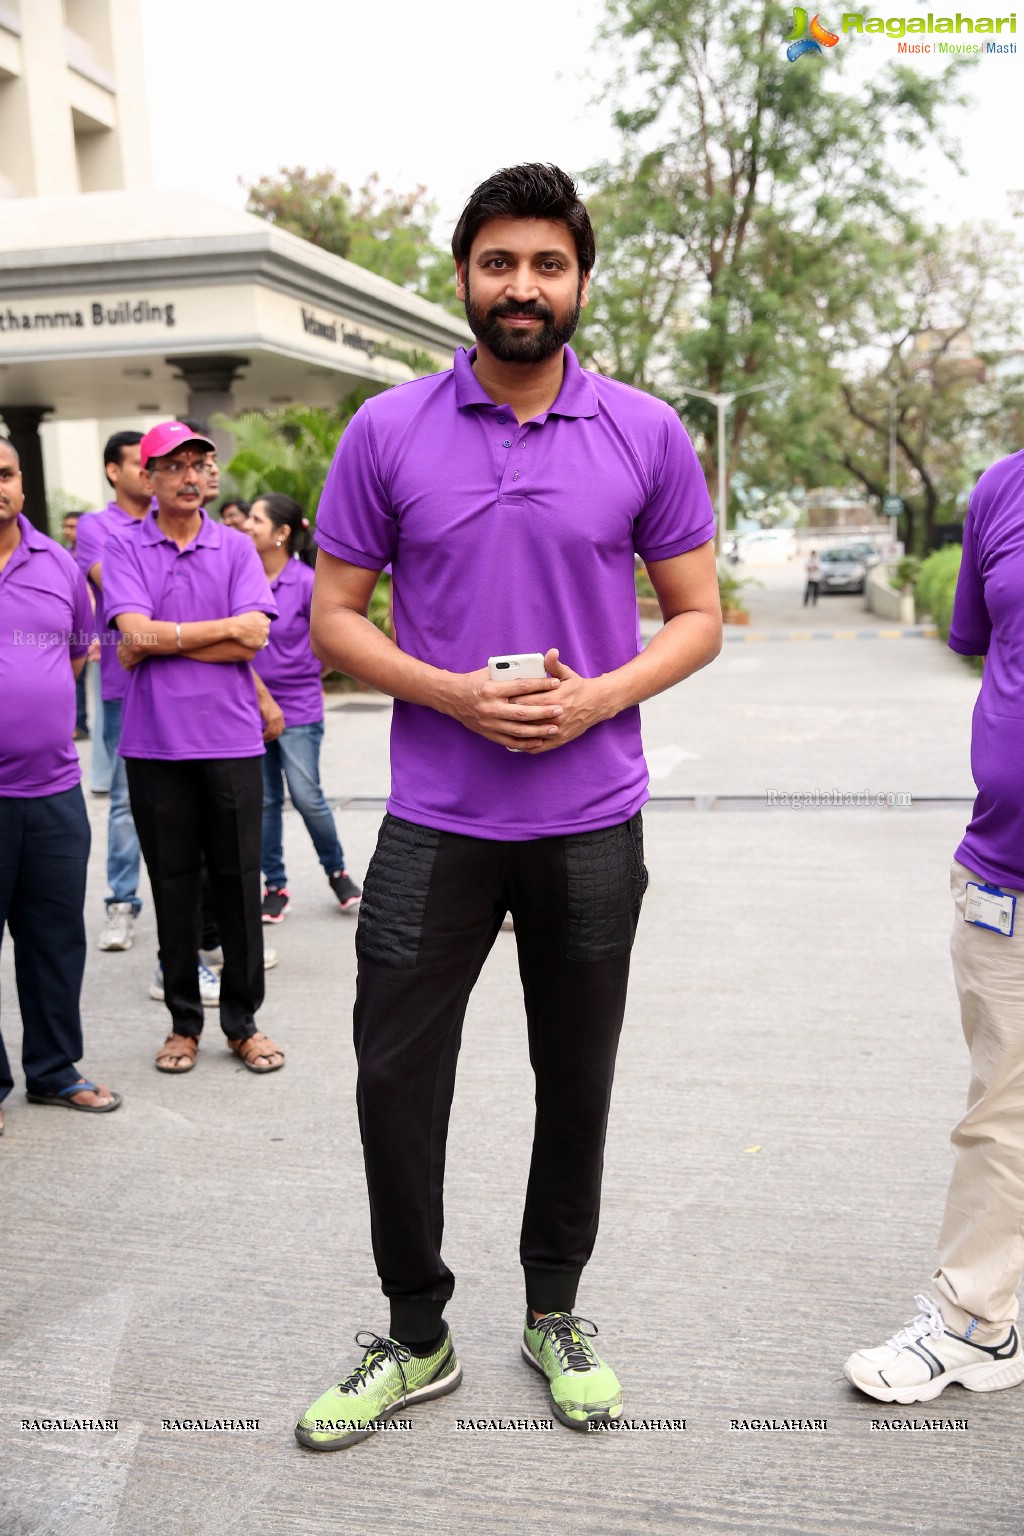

{"left": 933, "top": 860, "right": 1024, "bottom": 1330}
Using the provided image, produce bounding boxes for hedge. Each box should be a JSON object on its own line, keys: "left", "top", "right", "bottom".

{"left": 915, "top": 545, "right": 962, "bottom": 642}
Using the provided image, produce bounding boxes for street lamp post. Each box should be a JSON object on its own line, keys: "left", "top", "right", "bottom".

{"left": 677, "top": 380, "right": 779, "bottom": 552}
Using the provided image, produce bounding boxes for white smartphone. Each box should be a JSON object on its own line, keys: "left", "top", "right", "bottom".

{"left": 487, "top": 652, "right": 546, "bottom": 682}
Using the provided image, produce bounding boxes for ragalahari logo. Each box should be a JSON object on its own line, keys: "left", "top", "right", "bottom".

{"left": 787, "top": 7, "right": 840, "bottom": 58}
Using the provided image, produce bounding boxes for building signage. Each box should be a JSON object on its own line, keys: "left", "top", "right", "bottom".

{"left": 0, "top": 297, "right": 177, "bottom": 332}
{"left": 300, "top": 305, "right": 380, "bottom": 358}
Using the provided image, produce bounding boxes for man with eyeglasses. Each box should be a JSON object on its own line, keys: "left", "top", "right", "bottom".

{"left": 103, "top": 422, "right": 286, "bottom": 1076}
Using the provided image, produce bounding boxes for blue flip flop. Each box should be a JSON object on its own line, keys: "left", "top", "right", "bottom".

{"left": 26, "top": 1079, "right": 122, "bottom": 1113}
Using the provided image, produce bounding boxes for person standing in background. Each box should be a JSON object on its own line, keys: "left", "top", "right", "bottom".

{"left": 803, "top": 548, "right": 821, "bottom": 607}
{"left": 245, "top": 493, "right": 361, "bottom": 921}
{"left": 845, "top": 449, "right": 1024, "bottom": 1403}
{"left": 63, "top": 512, "right": 91, "bottom": 741}
{"left": 104, "top": 421, "right": 285, "bottom": 1076}
{"left": 0, "top": 438, "right": 120, "bottom": 1131}
{"left": 76, "top": 432, "right": 149, "bottom": 952}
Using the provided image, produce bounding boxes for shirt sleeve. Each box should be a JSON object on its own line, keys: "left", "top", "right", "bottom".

{"left": 66, "top": 562, "right": 96, "bottom": 657}
{"left": 229, "top": 535, "right": 279, "bottom": 620}
{"left": 948, "top": 504, "right": 991, "bottom": 657}
{"left": 74, "top": 512, "right": 105, "bottom": 584}
{"left": 103, "top": 528, "right": 153, "bottom": 623}
{"left": 633, "top": 409, "right": 717, "bottom": 563}
{"left": 313, "top": 406, "right": 395, "bottom": 570}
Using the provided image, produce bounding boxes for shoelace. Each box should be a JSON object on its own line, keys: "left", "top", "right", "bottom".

{"left": 337, "top": 1332, "right": 411, "bottom": 1396}
{"left": 533, "top": 1313, "right": 600, "bottom": 1373}
{"left": 198, "top": 963, "right": 219, "bottom": 987}
{"left": 888, "top": 1294, "right": 945, "bottom": 1350}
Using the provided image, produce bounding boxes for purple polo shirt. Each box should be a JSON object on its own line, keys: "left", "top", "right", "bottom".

{"left": 250, "top": 558, "right": 323, "bottom": 728}
{"left": 315, "top": 345, "right": 715, "bottom": 838}
{"left": 949, "top": 449, "right": 1024, "bottom": 889}
{"left": 103, "top": 510, "right": 277, "bottom": 760}
{"left": 76, "top": 500, "right": 148, "bottom": 702}
{"left": 0, "top": 515, "right": 94, "bottom": 796}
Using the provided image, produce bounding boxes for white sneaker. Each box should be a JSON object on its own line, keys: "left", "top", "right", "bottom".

{"left": 197, "top": 946, "right": 277, "bottom": 973}
{"left": 844, "top": 1293, "right": 1024, "bottom": 1403}
{"left": 98, "top": 902, "right": 136, "bottom": 951}
{"left": 149, "top": 962, "right": 221, "bottom": 1008}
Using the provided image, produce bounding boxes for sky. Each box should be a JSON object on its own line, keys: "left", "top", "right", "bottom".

{"left": 139, "top": 0, "right": 1024, "bottom": 245}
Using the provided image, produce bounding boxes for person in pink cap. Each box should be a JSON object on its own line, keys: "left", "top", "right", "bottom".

{"left": 103, "top": 422, "right": 286, "bottom": 1076}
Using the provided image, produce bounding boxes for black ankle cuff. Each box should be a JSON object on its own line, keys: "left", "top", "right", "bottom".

{"left": 523, "top": 1265, "right": 583, "bottom": 1316}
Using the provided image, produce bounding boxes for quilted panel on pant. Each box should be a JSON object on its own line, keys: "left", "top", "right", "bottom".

{"left": 356, "top": 814, "right": 441, "bottom": 968}
{"left": 563, "top": 812, "right": 648, "bottom": 962}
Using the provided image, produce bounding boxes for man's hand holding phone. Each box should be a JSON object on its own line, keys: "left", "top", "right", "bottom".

{"left": 439, "top": 649, "right": 610, "bottom": 754}
{"left": 439, "top": 652, "right": 561, "bottom": 753}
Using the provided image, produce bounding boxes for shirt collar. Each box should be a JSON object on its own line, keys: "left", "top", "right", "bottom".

{"left": 452, "top": 344, "right": 599, "bottom": 421}
{"left": 140, "top": 507, "right": 221, "bottom": 549}
{"left": 269, "top": 557, "right": 300, "bottom": 590}
{"left": 101, "top": 498, "right": 151, "bottom": 524}
{"left": 17, "top": 513, "right": 53, "bottom": 551}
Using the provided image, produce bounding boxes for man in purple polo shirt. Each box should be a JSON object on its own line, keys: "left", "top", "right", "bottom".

{"left": 103, "top": 421, "right": 286, "bottom": 1077}
{"left": 76, "top": 430, "right": 149, "bottom": 952}
{"left": 296, "top": 164, "right": 720, "bottom": 1450}
{"left": 845, "top": 452, "right": 1024, "bottom": 1404}
{"left": 0, "top": 438, "right": 121, "bottom": 1129}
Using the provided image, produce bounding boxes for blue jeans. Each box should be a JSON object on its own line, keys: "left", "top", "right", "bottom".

{"left": 262, "top": 721, "right": 344, "bottom": 888}
{"left": 102, "top": 697, "right": 142, "bottom": 913}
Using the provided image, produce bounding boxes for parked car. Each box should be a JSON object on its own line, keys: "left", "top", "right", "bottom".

{"left": 733, "top": 528, "right": 798, "bottom": 563}
{"left": 818, "top": 547, "right": 867, "bottom": 594}
{"left": 836, "top": 539, "right": 881, "bottom": 568}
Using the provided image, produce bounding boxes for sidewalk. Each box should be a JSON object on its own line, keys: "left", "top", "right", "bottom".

{"left": 2, "top": 621, "right": 1013, "bottom": 1536}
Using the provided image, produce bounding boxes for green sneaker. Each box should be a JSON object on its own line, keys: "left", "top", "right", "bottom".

{"left": 521, "top": 1311, "right": 623, "bottom": 1429}
{"left": 295, "top": 1325, "right": 462, "bottom": 1450}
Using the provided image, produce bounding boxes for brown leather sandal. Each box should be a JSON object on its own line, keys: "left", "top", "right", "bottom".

{"left": 155, "top": 1034, "right": 199, "bottom": 1073}
{"left": 228, "top": 1032, "right": 285, "bottom": 1073}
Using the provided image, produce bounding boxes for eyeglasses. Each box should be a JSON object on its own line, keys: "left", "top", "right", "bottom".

{"left": 152, "top": 456, "right": 212, "bottom": 478}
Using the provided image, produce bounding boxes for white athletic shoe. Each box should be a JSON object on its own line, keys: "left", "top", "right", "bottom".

{"left": 149, "top": 962, "right": 221, "bottom": 1007}
{"left": 98, "top": 902, "right": 136, "bottom": 951}
{"left": 197, "top": 946, "right": 278, "bottom": 973}
{"left": 844, "top": 1293, "right": 1024, "bottom": 1403}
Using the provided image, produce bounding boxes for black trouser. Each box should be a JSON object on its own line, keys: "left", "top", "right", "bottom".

{"left": 353, "top": 811, "right": 648, "bottom": 1344}
{"left": 126, "top": 757, "right": 263, "bottom": 1041}
{"left": 803, "top": 580, "right": 819, "bottom": 606}
{"left": 0, "top": 786, "right": 90, "bottom": 1102}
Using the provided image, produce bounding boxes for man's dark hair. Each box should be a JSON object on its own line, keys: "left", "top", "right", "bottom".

{"left": 181, "top": 417, "right": 212, "bottom": 438}
{"left": 102, "top": 430, "right": 144, "bottom": 486}
{"left": 451, "top": 164, "right": 595, "bottom": 274}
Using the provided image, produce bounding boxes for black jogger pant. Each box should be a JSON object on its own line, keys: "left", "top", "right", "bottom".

{"left": 126, "top": 757, "right": 264, "bottom": 1041}
{"left": 353, "top": 811, "right": 648, "bottom": 1343}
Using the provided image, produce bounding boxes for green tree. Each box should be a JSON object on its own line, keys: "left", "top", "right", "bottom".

{"left": 826, "top": 224, "right": 1024, "bottom": 550}
{"left": 243, "top": 167, "right": 459, "bottom": 314}
{"left": 216, "top": 396, "right": 374, "bottom": 521}
{"left": 217, "top": 397, "right": 393, "bottom": 645}
{"left": 576, "top": 0, "right": 974, "bottom": 522}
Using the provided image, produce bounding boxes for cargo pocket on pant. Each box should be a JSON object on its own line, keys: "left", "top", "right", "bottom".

{"left": 564, "top": 813, "right": 647, "bottom": 963}
{"left": 356, "top": 814, "right": 441, "bottom": 968}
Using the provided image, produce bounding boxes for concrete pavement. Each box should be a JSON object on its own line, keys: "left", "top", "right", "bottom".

{"left": 3, "top": 562, "right": 1014, "bottom": 1536}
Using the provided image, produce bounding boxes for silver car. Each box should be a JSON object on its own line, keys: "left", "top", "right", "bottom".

{"left": 818, "top": 547, "right": 867, "bottom": 594}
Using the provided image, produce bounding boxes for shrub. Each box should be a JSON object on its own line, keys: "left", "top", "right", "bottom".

{"left": 890, "top": 555, "right": 921, "bottom": 594}
{"left": 915, "top": 545, "right": 962, "bottom": 641}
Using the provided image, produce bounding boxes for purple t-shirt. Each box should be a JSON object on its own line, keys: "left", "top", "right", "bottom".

{"left": 76, "top": 500, "right": 148, "bottom": 702}
{"left": 0, "top": 515, "right": 95, "bottom": 796}
{"left": 949, "top": 449, "right": 1024, "bottom": 889}
{"left": 315, "top": 345, "right": 715, "bottom": 838}
{"left": 103, "top": 510, "right": 277, "bottom": 761}
{"left": 250, "top": 559, "right": 323, "bottom": 728}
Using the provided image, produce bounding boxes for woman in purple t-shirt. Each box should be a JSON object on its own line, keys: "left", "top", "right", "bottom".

{"left": 246, "top": 495, "right": 361, "bottom": 920}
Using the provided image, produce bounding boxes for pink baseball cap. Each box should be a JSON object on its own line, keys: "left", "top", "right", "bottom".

{"left": 140, "top": 421, "right": 216, "bottom": 465}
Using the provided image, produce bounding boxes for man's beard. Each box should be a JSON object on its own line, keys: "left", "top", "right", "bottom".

{"left": 464, "top": 281, "right": 581, "bottom": 364}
